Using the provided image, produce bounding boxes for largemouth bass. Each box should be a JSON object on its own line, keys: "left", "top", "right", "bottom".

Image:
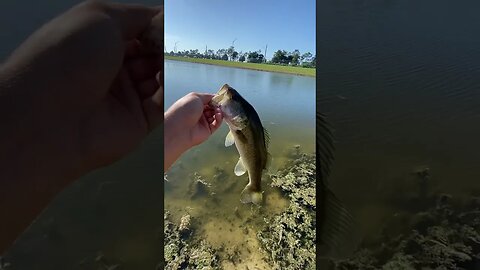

{"left": 210, "top": 84, "right": 270, "bottom": 205}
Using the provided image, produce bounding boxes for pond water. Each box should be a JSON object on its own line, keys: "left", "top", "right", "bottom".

{"left": 164, "top": 59, "right": 316, "bottom": 268}
{"left": 318, "top": 0, "right": 480, "bottom": 251}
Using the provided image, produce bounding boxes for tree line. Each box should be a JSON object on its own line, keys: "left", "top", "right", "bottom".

{"left": 165, "top": 46, "right": 316, "bottom": 68}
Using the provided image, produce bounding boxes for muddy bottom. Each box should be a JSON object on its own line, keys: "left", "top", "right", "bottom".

{"left": 164, "top": 151, "right": 317, "bottom": 270}
{"left": 323, "top": 191, "right": 480, "bottom": 269}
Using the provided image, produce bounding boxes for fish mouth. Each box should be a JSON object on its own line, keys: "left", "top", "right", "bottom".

{"left": 210, "top": 94, "right": 223, "bottom": 107}
{"left": 210, "top": 84, "right": 231, "bottom": 106}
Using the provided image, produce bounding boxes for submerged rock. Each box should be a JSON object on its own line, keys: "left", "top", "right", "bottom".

{"left": 331, "top": 194, "right": 480, "bottom": 270}
{"left": 179, "top": 214, "right": 192, "bottom": 236}
{"left": 164, "top": 211, "right": 220, "bottom": 270}
{"left": 286, "top": 144, "right": 302, "bottom": 159}
{"left": 188, "top": 240, "right": 220, "bottom": 270}
{"left": 188, "top": 173, "right": 212, "bottom": 199}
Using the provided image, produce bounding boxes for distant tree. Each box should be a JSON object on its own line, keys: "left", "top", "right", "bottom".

{"left": 246, "top": 50, "right": 264, "bottom": 63}
{"left": 301, "top": 52, "right": 313, "bottom": 63}
{"left": 272, "top": 50, "right": 288, "bottom": 64}
{"left": 247, "top": 51, "right": 258, "bottom": 63}
{"left": 258, "top": 53, "right": 264, "bottom": 62}
{"left": 207, "top": 49, "right": 215, "bottom": 59}
{"left": 217, "top": 49, "right": 226, "bottom": 59}
{"left": 227, "top": 46, "right": 237, "bottom": 61}
{"left": 189, "top": 49, "right": 199, "bottom": 58}
{"left": 239, "top": 55, "right": 246, "bottom": 62}
{"left": 222, "top": 54, "right": 229, "bottom": 61}
{"left": 242, "top": 52, "right": 248, "bottom": 60}
{"left": 291, "top": 49, "right": 301, "bottom": 66}
{"left": 232, "top": 51, "right": 238, "bottom": 61}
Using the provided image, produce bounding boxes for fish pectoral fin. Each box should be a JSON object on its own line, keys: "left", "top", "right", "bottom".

{"left": 234, "top": 157, "right": 247, "bottom": 176}
{"left": 225, "top": 130, "right": 235, "bottom": 147}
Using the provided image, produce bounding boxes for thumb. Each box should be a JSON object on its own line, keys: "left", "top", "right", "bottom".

{"left": 194, "top": 93, "right": 215, "bottom": 105}
{"left": 102, "top": 2, "right": 162, "bottom": 40}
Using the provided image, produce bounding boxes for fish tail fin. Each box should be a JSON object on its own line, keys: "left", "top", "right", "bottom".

{"left": 319, "top": 184, "right": 358, "bottom": 258}
{"left": 240, "top": 185, "right": 263, "bottom": 205}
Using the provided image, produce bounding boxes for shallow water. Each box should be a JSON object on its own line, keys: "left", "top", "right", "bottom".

{"left": 318, "top": 0, "right": 480, "bottom": 245}
{"left": 164, "top": 60, "right": 316, "bottom": 268}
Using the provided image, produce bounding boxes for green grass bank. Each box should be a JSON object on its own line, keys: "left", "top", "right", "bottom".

{"left": 165, "top": 55, "right": 316, "bottom": 77}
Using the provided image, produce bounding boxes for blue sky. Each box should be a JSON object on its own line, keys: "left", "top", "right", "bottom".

{"left": 165, "top": 0, "right": 315, "bottom": 60}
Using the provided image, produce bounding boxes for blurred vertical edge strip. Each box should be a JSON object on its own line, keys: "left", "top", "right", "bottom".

{"left": 315, "top": 0, "right": 322, "bottom": 268}
{"left": 158, "top": 0, "right": 165, "bottom": 269}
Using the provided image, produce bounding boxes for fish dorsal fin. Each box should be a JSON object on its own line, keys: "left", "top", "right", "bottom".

{"left": 234, "top": 157, "right": 247, "bottom": 176}
{"left": 225, "top": 130, "right": 235, "bottom": 147}
{"left": 263, "top": 128, "right": 270, "bottom": 149}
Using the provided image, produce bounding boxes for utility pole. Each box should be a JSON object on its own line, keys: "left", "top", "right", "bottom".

{"left": 264, "top": 44, "right": 268, "bottom": 63}
{"left": 174, "top": 41, "right": 179, "bottom": 53}
{"left": 205, "top": 45, "right": 207, "bottom": 56}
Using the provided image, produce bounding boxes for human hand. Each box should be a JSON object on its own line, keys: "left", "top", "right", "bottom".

{"left": 0, "top": 1, "right": 165, "bottom": 253}
{"left": 164, "top": 92, "right": 223, "bottom": 170}
{"left": 1, "top": 1, "right": 164, "bottom": 176}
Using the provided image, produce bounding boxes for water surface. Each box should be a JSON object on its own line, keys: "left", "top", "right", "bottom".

{"left": 318, "top": 0, "right": 480, "bottom": 241}
{"left": 164, "top": 59, "right": 315, "bottom": 268}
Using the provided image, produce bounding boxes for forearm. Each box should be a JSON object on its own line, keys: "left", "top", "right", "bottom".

{"left": 0, "top": 125, "right": 86, "bottom": 254}
{"left": 0, "top": 74, "right": 86, "bottom": 254}
{"left": 164, "top": 111, "right": 191, "bottom": 171}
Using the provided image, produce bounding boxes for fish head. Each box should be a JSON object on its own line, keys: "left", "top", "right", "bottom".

{"left": 211, "top": 84, "right": 248, "bottom": 130}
